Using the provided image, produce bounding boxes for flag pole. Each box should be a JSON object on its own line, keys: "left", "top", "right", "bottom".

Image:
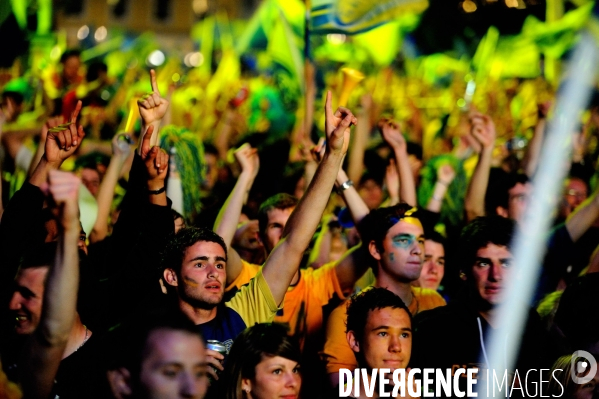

{"left": 304, "top": 0, "right": 312, "bottom": 142}
{"left": 479, "top": 33, "right": 597, "bottom": 397}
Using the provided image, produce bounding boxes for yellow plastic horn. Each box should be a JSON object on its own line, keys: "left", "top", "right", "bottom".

{"left": 338, "top": 67, "right": 365, "bottom": 107}
{"left": 124, "top": 98, "right": 139, "bottom": 133}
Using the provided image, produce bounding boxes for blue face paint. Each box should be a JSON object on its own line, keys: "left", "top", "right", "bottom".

{"left": 389, "top": 253, "right": 395, "bottom": 261}
{"left": 392, "top": 234, "right": 420, "bottom": 249}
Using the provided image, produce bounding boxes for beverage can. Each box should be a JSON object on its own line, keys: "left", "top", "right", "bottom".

{"left": 206, "top": 340, "right": 227, "bottom": 355}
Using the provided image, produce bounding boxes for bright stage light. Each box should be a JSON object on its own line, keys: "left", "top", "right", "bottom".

{"left": 77, "top": 25, "right": 89, "bottom": 40}
{"left": 327, "top": 34, "right": 347, "bottom": 45}
{"left": 184, "top": 52, "right": 204, "bottom": 67}
{"left": 148, "top": 50, "right": 166, "bottom": 66}
{"left": 95, "top": 26, "right": 108, "bottom": 42}
{"left": 462, "top": 0, "right": 477, "bottom": 12}
{"left": 193, "top": 0, "right": 208, "bottom": 15}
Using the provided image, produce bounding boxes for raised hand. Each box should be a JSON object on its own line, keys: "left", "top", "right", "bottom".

{"left": 234, "top": 143, "right": 260, "bottom": 180}
{"left": 310, "top": 137, "right": 326, "bottom": 163}
{"left": 385, "top": 158, "right": 400, "bottom": 200}
{"left": 469, "top": 112, "right": 496, "bottom": 150}
{"left": 538, "top": 101, "right": 551, "bottom": 119}
{"left": 112, "top": 132, "right": 134, "bottom": 159}
{"left": 44, "top": 101, "right": 85, "bottom": 166}
{"left": 378, "top": 118, "right": 406, "bottom": 153}
{"left": 45, "top": 170, "right": 81, "bottom": 229}
{"left": 437, "top": 163, "right": 456, "bottom": 186}
{"left": 137, "top": 69, "right": 169, "bottom": 126}
{"left": 140, "top": 125, "right": 168, "bottom": 187}
{"left": 324, "top": 90, "right": 357, "bottom": 156}
{"left": 40, "top": 116, "right": 66, "bottom": 145}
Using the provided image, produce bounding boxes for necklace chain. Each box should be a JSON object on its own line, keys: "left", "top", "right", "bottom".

{"left": 74, "top": 325, "right": 89, "bottom": 352}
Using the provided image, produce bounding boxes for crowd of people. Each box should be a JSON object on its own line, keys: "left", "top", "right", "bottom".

{"left": 0, "top": 43, "right": 598, "bottom": 399}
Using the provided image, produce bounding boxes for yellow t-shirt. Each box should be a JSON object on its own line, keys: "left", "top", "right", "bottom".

{"left": 226, "top": 268, "right": 280, "bottom": 328}
{"left": 320, "top": 285, "right": 446, "bottom": 374}
{"left": 227, "top": 260, "right": 345, "bottom": 348}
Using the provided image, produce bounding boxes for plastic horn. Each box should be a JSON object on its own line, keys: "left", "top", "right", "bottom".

{"left": 124, "top": 99, "right": 139, "bottom": 133}
{"left": 338, "top": 67, "right": 365, "bottom": 107}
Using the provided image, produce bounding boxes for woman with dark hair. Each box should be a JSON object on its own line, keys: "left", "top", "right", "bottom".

{"left": 221, "top": 323, "right": 301, "bottom": 399}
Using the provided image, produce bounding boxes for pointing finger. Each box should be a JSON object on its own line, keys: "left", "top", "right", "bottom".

{"left": 150, "top": 69, "right": 160, "bottom": 95}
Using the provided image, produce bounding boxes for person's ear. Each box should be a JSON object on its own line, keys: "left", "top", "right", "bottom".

{"left": 241, "top": 378, "right": 252, "bottom": 395}
{"left": 163, "top": 268, "right": 178, "bottom": 287}
{"left": 107, "top": 368, "right": 133, "bottom": 399}
{"left": 368, "top": 241, "right": 382, "bottom": 261}
{"left": 496, "top": 206, "right": 508, "bottom": 218}
{"left": 347, "top": 330, "right": 360, "bottom": 353}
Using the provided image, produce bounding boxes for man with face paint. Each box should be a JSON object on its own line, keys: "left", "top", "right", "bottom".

{"left": 321, "top": 204, "right": 446, "bottom": 389}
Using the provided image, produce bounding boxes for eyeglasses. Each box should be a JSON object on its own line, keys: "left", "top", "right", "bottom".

{"left": 565, "top": 189, "right": 587, "bottom": 200}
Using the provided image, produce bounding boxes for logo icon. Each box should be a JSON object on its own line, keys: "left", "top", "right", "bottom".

{"left": 570, "top": 350, "right": 597, "bottom": 385}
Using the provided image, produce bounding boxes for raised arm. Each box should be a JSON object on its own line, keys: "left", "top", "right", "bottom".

{"left": 426, "top": 163, "right": 456, "bottom": 213}
{"left": 20, "top": 171, "right": 80, "bottom": 399}
{"left": 565, "top": 185, "right": 599, "bottom": 242}
{"left": 347, "top": 94, "right": 372, "bottom": 183}
{"left": 27, "top": 117, "right": 64, "bottom": 177}
{"left": 464, "top": 112, "right": 496, "bottom": 222}
{"left": 379, "top": 118, "right": 417, "bottom": 206}
{"left": 140, "top": 125, "right": 169, "bottom": 207}
{"left": 383, "top": 158, "right": 400, "bottom": 206}
{"left": 137, "top": 69, "right": 169, "bottom": 153}
{"left": 29, "top": 101, "right": 85, "bottom": 188}
{"left": 262, "top": 91, "right": 355, "bottom": 305}
{"left": 522, "top": 102, "right": 550, "bottom": 178}
{"left": 335, "top": 165, "right": 370, "bottom": 224}
{"left": 89, "top": 133, "right": 134, "bottom": 243}
{"left": 308, "top": 156, "right": 371, "bottom": 269}
{"left": 214, "top": 143, "right": 260, "bottom": 284}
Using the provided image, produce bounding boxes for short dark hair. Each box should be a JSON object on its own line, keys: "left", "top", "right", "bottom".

{"left": 346, "top": 287, "right": 411, "bottom": 343}
{"left": 406, "top": 142, "right": 423, "bottom": 161}
{"left": 2, "top": 91, "right": 24, "bottom": 105}
{"left": 20, "top": 242, "right": 57, "bottom": 269}
{"left": 85, "top": 61, "right": 107, "bottom": 82}
{"left": 257, "top": 193, "right": 299, "bottom": 234}
{"left": 359, "top": 171, "right": 384, "bottom": 188}
{"left": 60, "top": 49, "right": 81, "bottom": 64}
{"left": 221, "top": 323, "right": 301, "bottom": 399}
{"left": 358, "top": 203, "right": 421, "bottom": 256}
{"left": 426, "top": 230, "right": 446, "bottom": 248}
{"left": 74, "top": 151, "right": 110, "bottom": 171}
{"left": 554, "top": 273, "right": 599, "bottom": 349}
{"left": 497, "top": 173, "right": 529, "bottom": 210}
{"left": 106, "top": 310, "right": 202, "bottom": 379}
{"left": 459, "top": 216, "right": 515, "bottom": 275}
{"left": 203, "top": 142, "right": 219, "bottom": 157}
{"left": 162, "top": 227, "right": 227, "bottom": 274}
